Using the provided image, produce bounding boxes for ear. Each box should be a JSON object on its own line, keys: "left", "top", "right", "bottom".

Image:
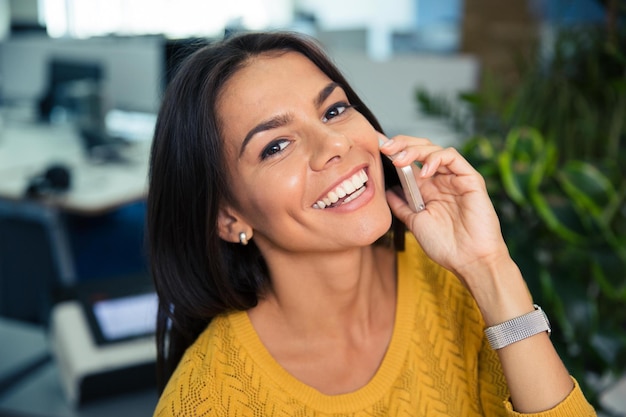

{"left": 217, "top": 204, "right": 252, "bottom": 244}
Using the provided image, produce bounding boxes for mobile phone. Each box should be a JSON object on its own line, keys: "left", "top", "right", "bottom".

{"left": 379, "top": 137, "right": 426, "bottom": 212}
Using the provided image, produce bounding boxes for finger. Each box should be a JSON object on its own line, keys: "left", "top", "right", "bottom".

{"left": 380, "top": 133, "right": 434, "bottom": 147}
{"left": 390, "top": 134, "right": 434, "bottom": 146}
{"left": 378, "top": 133, "right": 436, "bottom": 159}
{"left": 379, "top": 134, "right": 474, "bottom": 174}
{"left": 379, "top": 139, "right": 442, "bottom": 168}
{"left": 419, "top": 147, "right": 478, "bottom": 178}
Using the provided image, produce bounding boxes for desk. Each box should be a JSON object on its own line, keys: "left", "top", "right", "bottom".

{"left": 0, "top": 317, "right": 157, "bottom": 417}
{"left": 0, "top": 120, "right": 151, "bottom": 215}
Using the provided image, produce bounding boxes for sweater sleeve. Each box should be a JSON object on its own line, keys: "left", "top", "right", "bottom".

{"left": 504, "top": 378, "right": 596, "bottom": 417}
{"left": 477, "top": 333, "right": 596, "bottom": 417}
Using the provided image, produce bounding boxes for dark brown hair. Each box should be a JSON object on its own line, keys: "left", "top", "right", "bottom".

{"left": 147, "top": 31, "right": 402, "bottom": 392}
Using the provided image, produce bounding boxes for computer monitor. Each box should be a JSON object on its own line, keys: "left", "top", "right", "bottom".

{"left": 38, "top": 58, "right": 131, "bottom": 161}
{"left": 38, "top": 57, "right": 105, "bottom": 122}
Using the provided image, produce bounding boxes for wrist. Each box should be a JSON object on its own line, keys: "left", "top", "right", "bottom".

{"left": 458, "top": 255, "right": 535, "bottom": 326}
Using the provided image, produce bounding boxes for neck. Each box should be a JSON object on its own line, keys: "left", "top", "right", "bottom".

{"left": 250, "top": 244, "right": 396, "bottom": 338}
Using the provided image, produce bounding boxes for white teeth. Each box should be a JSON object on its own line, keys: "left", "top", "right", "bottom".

{"left": 314, "top": 169, "right": 368, "bottom": 209}
{"left": 342, "top": 178, "right": 356, "bottom": 194}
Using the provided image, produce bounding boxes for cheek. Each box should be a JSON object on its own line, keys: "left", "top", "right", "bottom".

{"left": 236, "top": 165, "right": 306, "bottom": 224}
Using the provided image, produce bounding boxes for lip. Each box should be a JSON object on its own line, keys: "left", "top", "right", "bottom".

{"left": 313, "top": 164, "right": 374, "bottom": 211}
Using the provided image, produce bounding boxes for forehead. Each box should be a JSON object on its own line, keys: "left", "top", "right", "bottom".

{"left": 218, "top": 51, "right": 332, "bottom": 115}
{"left": 232, "top": 50, "right": 328, "bottom": 88}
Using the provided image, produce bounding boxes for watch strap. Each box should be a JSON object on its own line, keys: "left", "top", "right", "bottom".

{"left": 484, "top": 304, "right": 551, "bottom": 350}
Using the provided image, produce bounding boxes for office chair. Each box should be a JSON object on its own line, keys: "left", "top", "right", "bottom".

{"left": 0, "top": 202, "right": 73, "bottom": 324}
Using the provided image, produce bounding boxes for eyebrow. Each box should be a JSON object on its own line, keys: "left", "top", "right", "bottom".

{"left": 239, "top": 82, "right": 342, "bottom": 157}
{"left": 315, "top": 82, "right": 340, "bottom": 109}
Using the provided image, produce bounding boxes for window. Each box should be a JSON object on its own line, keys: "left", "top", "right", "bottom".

{"left": 42, "top": 0, "right": 293, "bottom": 39}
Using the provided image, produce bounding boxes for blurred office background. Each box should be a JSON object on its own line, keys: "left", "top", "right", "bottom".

{"left": 0, "top": 0, "right": 623, "bottom": 415}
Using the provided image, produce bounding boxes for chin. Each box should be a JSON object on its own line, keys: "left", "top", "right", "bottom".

{"left": 357, "top": 207, "right": 394, "bottom": 246}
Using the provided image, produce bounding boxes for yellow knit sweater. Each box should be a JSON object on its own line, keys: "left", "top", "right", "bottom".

{"left": 154, "top": 236, "right": 596, "bottom": 416}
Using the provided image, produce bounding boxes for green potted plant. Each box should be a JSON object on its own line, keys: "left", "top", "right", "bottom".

{"left": 416, "top": 18, "right": 626, "bottom": 412}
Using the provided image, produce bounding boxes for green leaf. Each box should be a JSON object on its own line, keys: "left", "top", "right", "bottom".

{"left": 498, "top": 127, "right": 554, "bottom": 206}
{"left": 457, "top": 92, "right": 482, "bottom": 105}
{"left": 591, "top": 256, "right": 626, "bottom": 300}
{"left": 557, "top": 161, "right": 617, "bottom": 223}
{"left": 528, "top": 189, "right": 587, "bottom": 243}
{"left": 498, "top": 151, "right": 528, "bottom": 205}
{"left": 460, "top": 135, "right": 496, "bottom": 161}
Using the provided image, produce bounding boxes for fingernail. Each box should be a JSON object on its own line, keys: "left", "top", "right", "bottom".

{"left": 420, "top": 163, "right": 429, "bottom": 176}
{"left": 378, "top": 135, "right": 393, "bottom": 149}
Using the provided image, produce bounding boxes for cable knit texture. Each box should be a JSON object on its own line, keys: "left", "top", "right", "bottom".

{"left": 154, "top": 236, "right": 596, "bottom": 416}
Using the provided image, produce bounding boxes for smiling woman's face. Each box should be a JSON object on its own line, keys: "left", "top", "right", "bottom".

{"left": 216, "top": 51, "right": 392, "bottom": 255}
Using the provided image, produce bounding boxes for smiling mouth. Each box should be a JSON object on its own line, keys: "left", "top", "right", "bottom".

{"left": 312, "top": 169, "right": 368, "bottom": 209}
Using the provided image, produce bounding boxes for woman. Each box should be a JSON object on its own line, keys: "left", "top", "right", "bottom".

{"left": 147, "top": 31, "right": 596, "bottom": 416}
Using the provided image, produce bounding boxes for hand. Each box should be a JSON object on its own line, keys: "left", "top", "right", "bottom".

{"left": 380, "top": 134, "right": 511, "bottom": 287}
{"left": 381, "top": 136, "right": 581, "bottom": 413}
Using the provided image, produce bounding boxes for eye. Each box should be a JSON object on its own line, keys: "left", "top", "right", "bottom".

{"left": 261, "top": 138, "right": 291, "bottom": 160}
{"left": 322, "top": 102, "right": 353, "bottom": 122}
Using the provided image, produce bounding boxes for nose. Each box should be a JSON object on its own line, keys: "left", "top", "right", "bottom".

{"left": 308, "top": 125, "right": 352, "bottom": 171}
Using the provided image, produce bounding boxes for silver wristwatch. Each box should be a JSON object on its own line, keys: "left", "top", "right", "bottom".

{"left": 484, "top": 304, "right": 551, "bottom": 350}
